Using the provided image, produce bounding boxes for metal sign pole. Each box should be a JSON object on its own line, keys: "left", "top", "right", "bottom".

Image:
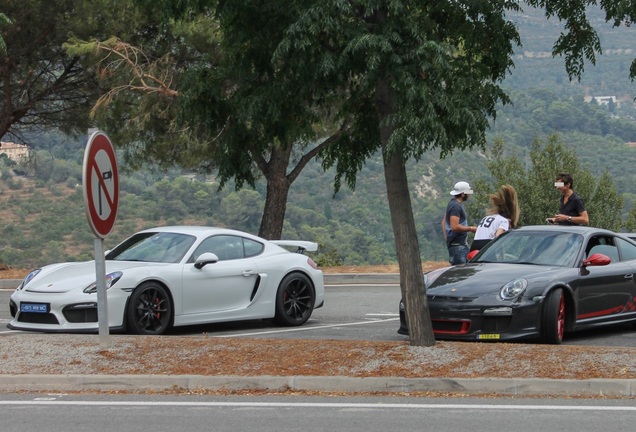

{"left": 83, "top": 129, "right": 118, "bottom": 350}
{"left": 94, "top": 237, "right": 110, "bottom": 349}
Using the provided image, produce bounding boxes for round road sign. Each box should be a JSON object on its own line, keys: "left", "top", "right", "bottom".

{"left": 82, "top": 131, "right": 119, "bottom": 238}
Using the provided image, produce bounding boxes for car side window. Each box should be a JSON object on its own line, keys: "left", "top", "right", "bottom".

{"left": 192, "top": 235, "right": 245, "bottom": 261}
{"left": 586, "top": 236, "right": 619, "bottom": 262}
{"left": 616, "top": 238, "right": 636, "bottom": 262}
{"left": 243, "top": 238, "right": 264, "bottom": 257}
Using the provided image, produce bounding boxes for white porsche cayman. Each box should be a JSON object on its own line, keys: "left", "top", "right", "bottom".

{"left": 8, "top": 226, "right": 324, "bottom": 335}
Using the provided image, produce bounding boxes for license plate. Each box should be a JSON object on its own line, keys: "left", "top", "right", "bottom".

{"left": 20, "top": 303, "right": 49, "bottom": 313}
{"left": 477, "top": 334, "right": 500, "bottom": 340}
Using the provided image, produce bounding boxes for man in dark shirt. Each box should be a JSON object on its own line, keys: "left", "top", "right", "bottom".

{"left": 441, "top": 181, "right": 477, "bottom": 264}
{"left": 546, "top": 172, "right": 589, "bottom": 226}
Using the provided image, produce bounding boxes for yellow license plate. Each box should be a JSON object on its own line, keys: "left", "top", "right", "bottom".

{"left": 477, "top": 334, "right": 500, "bottom": 340}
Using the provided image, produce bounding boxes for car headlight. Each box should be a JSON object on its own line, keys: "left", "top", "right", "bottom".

{"left": 499, "top": 278, "right": 528, "bottom": 300}
{"left": 17, "top": 269, "right": 41, "bottom": 291}
{"left": 83, "top": 271, "right": 123, "bottom": 294}
{"left": 423, "top": 267, "right": 450, "bottom": 288}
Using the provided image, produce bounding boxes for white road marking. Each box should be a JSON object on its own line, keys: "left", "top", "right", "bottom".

{"left": 0, "top": 400, "right": 634, "bottom": 411}
{"left": 325, "top": 284, "right": 399, "bottom": 288}
{"left": 216, "top": 317, "right": 399, "bottom": 338}
{"left": 366, "top": 313, "right": 399, "bottom": 317}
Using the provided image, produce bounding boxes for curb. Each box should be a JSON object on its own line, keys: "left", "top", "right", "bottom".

{"left": 0, "top": 375, "right": 634, "bottom": 397}
{"left": 0, "top": 280, "right": 20, "bottom": 290}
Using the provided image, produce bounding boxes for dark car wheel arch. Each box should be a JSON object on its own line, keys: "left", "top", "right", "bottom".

{"left": 537, "top": 285, "right": 577, "bottom": 343}
{"left": 539, "top": 284, "right": 577, "bottom": 333}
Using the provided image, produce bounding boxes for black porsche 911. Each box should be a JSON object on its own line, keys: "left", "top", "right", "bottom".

{"left": 398, "top": 225, "right": 636, "bottom": 344}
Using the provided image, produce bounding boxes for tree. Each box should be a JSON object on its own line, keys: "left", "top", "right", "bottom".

{"left": 182, "top": 1, "right": 351, "bottom": 239}
{"left": 276, "top": 0, "right": 636, "bottom": 346}
{"left": 472, "top": 135, "right": 623, "bottom": 231}
{"left": 0, "top": 1, "right": 123, "bottom": 141}
{"left": 66, "top": 1, "right": 347, "bottom": 240}
{"left": 274, "top": 1, "right": 524, "bottom": 346}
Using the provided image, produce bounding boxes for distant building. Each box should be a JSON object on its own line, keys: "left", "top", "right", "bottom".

{"left": 0, "top": 141, "right": 29, "bottom": 162}
{"left": 584, "top": 95, "right": 619, "bottom": 107}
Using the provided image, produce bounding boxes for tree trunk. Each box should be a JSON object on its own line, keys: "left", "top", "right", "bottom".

{"left": 376, "top": 80, "right": 435, "bottom": 347}
{"left": 258, "top": 173, "right": 290, "bottom": 239}
{"left": 257, "top": 146, "right": 292, "bottom": 240}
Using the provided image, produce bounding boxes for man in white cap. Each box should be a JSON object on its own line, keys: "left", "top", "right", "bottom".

{"left": 441, "top": 181, "right": 477, "bottom": 265}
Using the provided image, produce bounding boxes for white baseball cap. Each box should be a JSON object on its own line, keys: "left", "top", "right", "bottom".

{"left": 450, "top": 181, "right": 473, "bottom": 195}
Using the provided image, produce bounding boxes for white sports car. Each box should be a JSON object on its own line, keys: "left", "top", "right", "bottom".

{"left": 8, "top": 226, "right": 324, "bottom": 335}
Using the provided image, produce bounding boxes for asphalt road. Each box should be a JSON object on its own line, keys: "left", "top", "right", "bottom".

{"left": 2, "top": 284, "right": 636, "bottom": 346}
{"left": 1, "top": 394, "right": 636, "bottom": 432}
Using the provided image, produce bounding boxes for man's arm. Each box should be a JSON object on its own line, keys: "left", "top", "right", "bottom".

{"left": 572, "top": 210, "right": 589, "bottom": 226}
{"left": 449, "top": 215, "right": 476, "bottom": 234}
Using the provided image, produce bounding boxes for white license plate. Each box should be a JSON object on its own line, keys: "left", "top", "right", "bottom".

{"left": 20, "top": 303, "right": 49, "bottom": 313}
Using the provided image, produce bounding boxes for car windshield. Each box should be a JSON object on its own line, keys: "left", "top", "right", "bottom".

{"left": 106, "top": 232, "right": 196, "bottom": 263}
{"left": 474, "top": 230, "right": 583, "bottom": 267}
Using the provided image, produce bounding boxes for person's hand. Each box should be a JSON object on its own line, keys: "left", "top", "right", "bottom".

{"left": 554, "top": 213, "right": 568, "bottom": 223}
{"left": 546, "top": 218, "right": 555, "bottom": 224}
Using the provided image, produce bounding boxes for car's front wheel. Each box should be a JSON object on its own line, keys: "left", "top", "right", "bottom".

{"left": 126, "top": 282, "right": 173, "bottom": 335}
{"left": 540, "top": 287, "right": 565, "bottom": 344}
{"left": 273, "top": 272, "right": 315, "bottom": 326}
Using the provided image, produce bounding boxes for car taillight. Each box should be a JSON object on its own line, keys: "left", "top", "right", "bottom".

{"left": 307, "top": 257, "right": 319, "bottom": 269}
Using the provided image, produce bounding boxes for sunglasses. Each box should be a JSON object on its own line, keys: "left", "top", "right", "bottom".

{"left": 554, "top": 182, "right": 565, "bottom": 187}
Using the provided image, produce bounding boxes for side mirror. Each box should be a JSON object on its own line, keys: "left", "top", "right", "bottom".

{"left": 466, "top": 249, "right": 479, "bottom": 261}
{"left": 194, "top": 252, "right": 220, "bottom": 269}
{"left": 582, "top": 253, "right": 611, "bottom": 267}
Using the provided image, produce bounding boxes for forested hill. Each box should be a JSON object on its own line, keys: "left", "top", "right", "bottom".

{"left": 2, "top": 6, "right": 636, "bottom": 269}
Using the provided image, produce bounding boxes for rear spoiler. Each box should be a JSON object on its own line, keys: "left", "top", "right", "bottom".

{"left": 270, "top": 240, "right": 318, "bottom": 254}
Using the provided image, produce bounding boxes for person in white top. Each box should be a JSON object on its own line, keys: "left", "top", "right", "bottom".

{"left": 469, "top": 185, "right": 520, "bottom": 254}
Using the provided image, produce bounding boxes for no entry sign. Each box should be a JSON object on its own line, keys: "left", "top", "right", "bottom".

{"left": 83, "top": 131, "right": 119, "bottom": 238}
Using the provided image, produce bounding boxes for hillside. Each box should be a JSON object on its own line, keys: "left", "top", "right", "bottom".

{"left": 2, "top": 7, "right": 636, "bottom": 270}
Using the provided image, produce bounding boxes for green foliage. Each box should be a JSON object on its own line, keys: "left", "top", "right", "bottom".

{"left": 525, "top": 0, "right": 636, "bottom": 80}
{"left": 4, "top": 0, "right": 636, "bottom": 274}
{"left": 0, "top": 12, "right": 11, "bottom": 55}
{"left": 0, "top": 0, "right": 133, "bottom": 138}
{"left": 472, "top": 134, "right": 623, "bottom": 231}
{"left": 1, "top": 125, "right": 636, "bottom": 270}
{"left": 5, "top": 177, "right": 22, "bottom": 190}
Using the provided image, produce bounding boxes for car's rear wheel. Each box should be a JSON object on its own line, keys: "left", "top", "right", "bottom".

{"left": 273, "top": 272, "right": 315, "bottom": 326}
{"left": 540, "top": 288, "right": 565, "bottom": 344}
{"left": 126, "top": 282, "right": 172, "bottom": 335}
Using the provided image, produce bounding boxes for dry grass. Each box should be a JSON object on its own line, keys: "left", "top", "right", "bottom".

{"left": 1, "top": 334, "right": 635, "bottom": 382}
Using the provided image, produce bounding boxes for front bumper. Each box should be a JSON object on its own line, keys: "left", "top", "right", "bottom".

{"left": 398, "top": 297, "right": 542, "bottom": 341}
{"left": 8, "top": 288, "right": 130, "bottom": 333}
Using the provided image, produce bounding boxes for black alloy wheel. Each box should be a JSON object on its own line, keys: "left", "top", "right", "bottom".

{"left": 126, "top": 282, "right": 172, "bottom": 335}
{"left": 273, "top": 272, "right": 315, "bottom": 326}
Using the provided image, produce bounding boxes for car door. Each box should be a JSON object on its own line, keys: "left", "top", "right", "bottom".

{"left": 181, "top": 235, "right": 260, "bottom": 317}
{"left": 576, "top": 236, "right": 636, "bottom": 324}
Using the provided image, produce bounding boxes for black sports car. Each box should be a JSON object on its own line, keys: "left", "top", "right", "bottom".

{"left": 398, "top": 225, "right": 636, "bottom": 344}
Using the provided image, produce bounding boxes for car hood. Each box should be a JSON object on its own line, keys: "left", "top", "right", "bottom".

{"left": 428, "top": 263, "right": 568, "bottom": 297}
{"left": 23, "top": 261, "right": 165, "bottom": 293}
